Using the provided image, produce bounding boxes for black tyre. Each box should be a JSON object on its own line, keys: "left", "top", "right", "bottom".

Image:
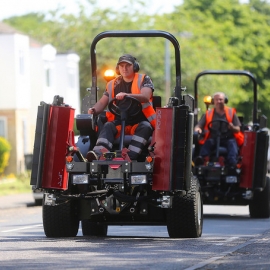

{"left": 81, "top": 220, "right": 108, "bottom": 236}
{"left": 43, "top": 200, "right": 79, "bottom": 237}
{"left": 249, "top": 176, "right": 270, "bottom": 218}
{"left": 167, "top": 175, "right": 203, "bottom": 238}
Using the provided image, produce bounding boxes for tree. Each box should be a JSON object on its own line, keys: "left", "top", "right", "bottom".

{"left": 154, "top": 0, "right": 270, "bottom": 122}
{"left": 4, "top": 0, "right": 270, "bottom": 125}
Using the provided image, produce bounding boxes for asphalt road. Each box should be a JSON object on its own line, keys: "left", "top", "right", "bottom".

{"left": 0, "top": 193, "right": 270, "bottom": 269}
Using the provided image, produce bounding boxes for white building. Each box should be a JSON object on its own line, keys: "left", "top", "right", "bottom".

{"left": 0, "top": 22, "right": 80, "bottom": 174}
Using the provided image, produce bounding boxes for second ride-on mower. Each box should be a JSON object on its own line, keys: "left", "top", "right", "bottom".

{"left": 193, "top": 70, "right": 270, "bottom": 218}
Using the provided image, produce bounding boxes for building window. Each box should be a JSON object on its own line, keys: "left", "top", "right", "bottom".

{"left": 0, "top": 118, "right": 7, "bottom": 138}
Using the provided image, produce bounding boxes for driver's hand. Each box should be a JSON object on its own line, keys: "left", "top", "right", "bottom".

{"left": 88, "top": 107, "right": 96, "bottom": 115}
{"left": 194, "top": 127, "right": 202, "bottom": 134}
{"left": 228, "top": 123, "right": 234, "bottom": 130}
{"left": 115, "top": 92, "right": 127, "bottom": 100}
{"left": 228, "top": 122, "right": 239, "bottom": 132}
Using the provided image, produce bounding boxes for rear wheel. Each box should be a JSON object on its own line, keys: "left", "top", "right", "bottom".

{"left": 43, "top": 200, "right": 79, "bottom": 237}
{"left": 81, "top": 220, "right": 108, "bottom": 236}
{"left": 167, "top": 175, "right": 203, "bottom": 238}
{"left": 249, "top": 176, "right": 270, "bottom": 218}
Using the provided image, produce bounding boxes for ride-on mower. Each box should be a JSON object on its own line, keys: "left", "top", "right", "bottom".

{"left": 30, "top": 30, "right": 203, "bottom": 238}
{"left": 193, "top": 70, "right": 270, "bottom": 218}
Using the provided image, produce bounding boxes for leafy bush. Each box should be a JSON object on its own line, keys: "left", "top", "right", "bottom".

{"left": 0, "top": 137, "right": 11, "bottom": 175}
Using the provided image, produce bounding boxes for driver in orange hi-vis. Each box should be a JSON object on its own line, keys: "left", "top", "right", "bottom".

{"left": 194, "top": 92, "right": 242, "bottom": 168}
{"left": 87, "top": 54, "right": 156, "bottom": 161}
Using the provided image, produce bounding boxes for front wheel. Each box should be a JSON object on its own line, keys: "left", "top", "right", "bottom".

{"left": 249, "top": 176, "right": 270, "bottom": 218}
{"left": 43, "top": 199, "right": 79, "bottom": 237}
{"left": 167, "top": 175, "right": 203, "bottom": 238}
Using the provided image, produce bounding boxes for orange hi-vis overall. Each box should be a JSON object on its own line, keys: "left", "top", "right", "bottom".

{"left": 105, "top": 73, "right": 156, "bottom": 137}
{"left": 199, "top": 107, "right": 244, "bottom": 147}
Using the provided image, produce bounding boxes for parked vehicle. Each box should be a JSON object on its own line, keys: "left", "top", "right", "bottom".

{"left": 30, "top": 30, "right": 203, "bottom": 238}
{"left": 192, "top": 70, "right": 270, "bottom": 218}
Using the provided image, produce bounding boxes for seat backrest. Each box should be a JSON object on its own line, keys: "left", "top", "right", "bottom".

{"left": 153, "top": 96, "right": 161, "bottom": 110}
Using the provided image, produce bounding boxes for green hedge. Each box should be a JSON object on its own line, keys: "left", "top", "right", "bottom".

{"left": 0, "top": 137, "right": 11, "bottom": 175}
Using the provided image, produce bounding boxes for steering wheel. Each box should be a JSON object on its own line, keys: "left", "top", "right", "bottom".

{"left": 207, "top": 119, "right": 230, "bottom": 139}
{"left": 108, "top": 96, "right": 142, "bottom": 119}
{"left": 91, "top": 114, "right": 97, "bottom": 131}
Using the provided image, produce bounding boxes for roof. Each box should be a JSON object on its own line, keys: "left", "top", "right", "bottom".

{"left": 0, "top": 21, "right": 43, "bottom": 47}
{"left": 0, "top": 21, "right": 20, "bottom": 34}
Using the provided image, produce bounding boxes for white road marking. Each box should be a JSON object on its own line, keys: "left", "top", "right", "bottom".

{"left": 215, "top": 236, "right": 239, "bottom": 245}
{"left": 1, "top": 224, "right": 43, "bottom": 233}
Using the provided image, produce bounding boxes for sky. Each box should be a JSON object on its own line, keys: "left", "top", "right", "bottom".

{"left": 0, "top": 0, "right": 183, "bottom": 21}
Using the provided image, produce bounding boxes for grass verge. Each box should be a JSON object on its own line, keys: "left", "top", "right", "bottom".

{"left": 0, "top": 171, "right": 32, "bottom": 196}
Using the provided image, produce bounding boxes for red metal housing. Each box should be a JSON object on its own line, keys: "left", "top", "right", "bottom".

{"left": 152, "top": 108, "right": 173, "bottom": 191}
{"left": 42, "top": 105, "right": 75, "bottom": 190}
{"left": 240, "top": 131, "right": 256, "bottom": 188}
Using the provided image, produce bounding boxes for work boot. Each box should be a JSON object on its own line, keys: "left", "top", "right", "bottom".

{"left": 218, "top": 156, "right": 225, "bottom": 167}
{"left": 86, "top": 151, "right": 98, "bottom": 162}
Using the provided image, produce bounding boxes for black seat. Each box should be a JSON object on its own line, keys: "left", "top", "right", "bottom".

{"left": 152, "top": 96, "right": 161, "bottom": 110}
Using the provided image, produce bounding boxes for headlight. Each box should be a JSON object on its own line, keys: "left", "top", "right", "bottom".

{"left": 226, "top": 176, "right": 238, "bottom": 183}
{"left": 72, "top": 174, "right": 89, "bottom": 184}
{"left": 130, "top": 175, "right": 147, "bottom": 185}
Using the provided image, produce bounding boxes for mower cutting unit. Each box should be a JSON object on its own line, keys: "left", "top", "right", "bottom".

{"left": 193, "top": 70, "right": 270, "bottom": 218}
{"left": 30, "top": 30, "right": 203, "bottom": 238}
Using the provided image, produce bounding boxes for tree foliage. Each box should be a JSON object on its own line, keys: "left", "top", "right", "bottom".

{"left": 4, "top": 0, "right": 270, "bottom": 125}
